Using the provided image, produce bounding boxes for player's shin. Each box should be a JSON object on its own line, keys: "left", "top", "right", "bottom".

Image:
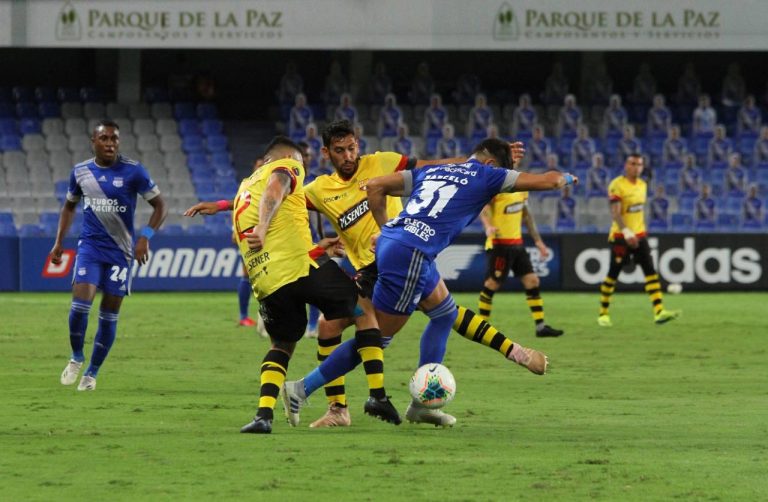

{"left": 68, "top": 298, "right": 92, "bottom": 362}
{"left": 317, "top": 332, "right": 346, "bottom": 406}
{"left": 419, "top": 295, "right": 458, "bottom": 366}
{"left": 355, "top": 328, "right": 386, "bottom": 400}
{"left": 453, "top": 306, "right": 515, "bottom": 358}
{"left": 85, "top": 309, "right": 118, "bottom": 377}
{"left": 257, "top": 349, "right": 290, "bottom": 420}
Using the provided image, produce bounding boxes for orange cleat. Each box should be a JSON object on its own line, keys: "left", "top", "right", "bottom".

{"left": 238, "top": 317, "right": 256, "bottom": 327}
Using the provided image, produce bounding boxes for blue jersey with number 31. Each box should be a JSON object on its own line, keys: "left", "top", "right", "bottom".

{"left": 380, "top": 159, "right": 517, "bottom": 257}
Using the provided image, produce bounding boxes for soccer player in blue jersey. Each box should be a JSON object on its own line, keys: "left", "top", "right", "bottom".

{"left": 281, "top": 138, "right": 577, "bottom": 427}
{"left": 50, "top": 120, "right": 167, "bottom": 391}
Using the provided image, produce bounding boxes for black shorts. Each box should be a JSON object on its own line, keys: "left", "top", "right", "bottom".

{"left": 609, "top": 237, "right": 655, "bottom": 273}
{"left": 259, "top": 260, "right": 358, "bottom": 342}
{"left": 353, "top": 262, "right": 378, "bottom": 298}
{"left": 485, "top": 245, "right": 534, "bottom": 283}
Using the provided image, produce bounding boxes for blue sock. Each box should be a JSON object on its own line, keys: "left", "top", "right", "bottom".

{"left": 238, "top": 278, "right": 251, "bottom": 320}
{"left": 306, "top": 335, "right": 394, "bottom": 396}
{"left": 308, "top": 305, "right": 320, "bottom": 331}
{"left": 418, "top": 295, "right": 458, "bottom": 367}
{"left": 85, "top": 309, "right": 118, "bottom": 377}
{"left": 68, "top": 299, "right": 91, "bottom": 362}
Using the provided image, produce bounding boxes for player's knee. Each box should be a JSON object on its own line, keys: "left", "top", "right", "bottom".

{"left": 484, "top": 278, "right": 500, "bottom": 291}
{"left": 522, "top": 274, "right": 540, "bottom": 289}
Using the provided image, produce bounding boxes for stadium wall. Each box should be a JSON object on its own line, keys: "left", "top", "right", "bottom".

{"left": 2, "top": 234, "right": 765, "bottom": 292}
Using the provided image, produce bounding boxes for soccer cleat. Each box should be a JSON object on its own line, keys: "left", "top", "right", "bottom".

{"left": 536, "top": 324, "right": 564, "bottom": 337}
{"left": 304, "top": 327, "right": 319, "bottom": 339}
{"left": 60, "top": 359, "right": 83, "bottom": 385}
{"left": 508, "top": 344, "right": 548, "bottom": 375}
{"left": 405, "top": 400, "right": 456, "bottom": 428}
{"left": 309, "top": 402, "right": 351, "bottom": 428}
{"left": 238, "top": 317, "right": 256, "bottom": 327}
{"left": 240, "top": 416, "right": 272, "bottom": 434}
{"left": 281, "top": 380, "right": 308, "bottom": 427}
{"left": 654, "top": 309, "right": 681, "bottom": 325}
{"left": 363, "top": 396, "right": 402, "bottom": 425}
{"left": 77, "top": 375, "right": 96, "bottom": 391}
{"left": 597, "top": 314, "right": 613, "bottom": 327}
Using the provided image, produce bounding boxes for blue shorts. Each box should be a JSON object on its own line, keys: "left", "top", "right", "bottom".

{"left": 372, "top": 236, "right": 440, "bottom": 315}
{"left": 73, "top": 245, "right": 132, "bottom": 297}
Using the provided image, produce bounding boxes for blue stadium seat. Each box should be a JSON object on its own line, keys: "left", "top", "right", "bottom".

{"left": 201, "top": 119, "right": 223, "bottom": 136}
{"left": 186, "top": 225, "right": 212, "bottom": 236}
{"left": 54, "top": 180, "right": 69, "bottom": 200}
{"left": 206, "top": 134, "right": 228, "bottom": 153}
{"left": 182, "top": 135, "right": 205, "bottom": 154}
{"left": 174, "top": 102, "right": 197, "bottom": 120}
{"left": 0, "top": 102, "right": 14, "bottom": 118}
{"left": 38, "top": 102, "right": 61, "bottom": 118}
{"left": 210, "top": 151, "right": 231, "bottom": 166}
{"left": 648, "top": 219, "right": 669, "bottom": 232}
{"left": 80, "top": 87, "right": 101, "bottom": 102}
{"left": 34, "top": 86, "right": 57, "bottom": 102}
{"left": 12, "top": 86, "right": 34, "bottom": 102}
{"left": 18, "top": 224, "right": 44, "bottom": 237}
{"left": 41, "top": 222, "right": 58, "bottom": 236}
{"left": 197, "top": 103, "right": 218, "bottom": 119}
{"left": 0, "top": 212, "right": 15, "bottom": 225}
{"left": 671, "top": 213, "right": 693, "bottom": 231}
{"left": 556, "top": 220, "right": 577, "bottom": 233}
{"left": 717, "top": 213, "right": 738, "bottom": 231}
{"left": 178, "top": 119, "right": 200, "bottom": 136}
{"left": 186, "top": 152, "right": 209, "bottom": 170}
{"left": 39, "top": 212, "right": 59, "bottom": 226}
{"left": 57, "top": 87, "right": 80, "bottom": 102}
{"left": 19, "top": 118, "right": 41, "bottom": 135}
{"left": 0, "top": 223, "right": 17, "bottom": 236}
{"left": 160, "top": 224, "right": 185, "bottom": 235}
{"left": 16, "top": 102, "right": 38, "bottom": 118}
{"left": 0, "top": 118, "right": 17, "bottom": 134}
{"left": 1, "top": 134, "right": 22, "bottom": 151}
{"left": 695, "top": 220, "right": 716, "bottom": 231}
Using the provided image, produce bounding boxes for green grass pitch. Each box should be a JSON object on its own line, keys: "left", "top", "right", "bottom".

{"left": 1, "top": 291, "right": 766, "bottom": 500}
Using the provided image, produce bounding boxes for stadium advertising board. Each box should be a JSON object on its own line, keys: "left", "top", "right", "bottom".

{"left": 561, "top": 234, "right": 768, "bottom": 291}
{"left": 19, "top": 235, "right": 243, "bottom": 292}
{"left": 436, "top": 235, "right": 561, "bottom": 292}
{"left": 0, "top": 237, "right": 20, "bottom": 291}
{"left": 19, "top": 0, "right": 768, "bottom": 50}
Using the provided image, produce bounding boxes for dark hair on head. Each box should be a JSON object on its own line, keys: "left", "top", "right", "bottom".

{"left": 322, "top": 120, "right": 355, "bottom": 148}
{"left": 263, "top": 135, "right": 302, "bottom": 157}
{"left": 471, "top": 138, "right": 512, "bottom": 169}
{"left": 626, "top": 153, "right": 644, "bottom": 162}
{"left": 93, "top": 119, "right": 119, "bottom": 135}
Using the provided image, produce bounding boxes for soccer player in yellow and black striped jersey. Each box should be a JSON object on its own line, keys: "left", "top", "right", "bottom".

{"left": 597, "top": 154, "right": 680, "bottom": 327}
{"left": 232, "top": 137, "right": 400, "bottom": 434}
{"left": 478, "top": 191, "right": 564, "bottom": 337}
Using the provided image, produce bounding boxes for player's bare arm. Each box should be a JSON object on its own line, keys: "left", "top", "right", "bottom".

{"left": 183, "top": 200, "right": 232, "bottom": 217}
{"left": 135, "top": 195, "right": 168, "bottom": 266}
{"left": 610, "top": 200, "right": 639, "bottom": 248}
{"left": 480, "top": 204, "right": 497, "bottom": 238}
{"left": 366, "top": 172, "right": 406, "bottom": 228}
{"left": 245, "top": 170, "right": 293, "bottom": 251}
{"left": 523, "top": 206, "right": 549, "bottom": 258}
{"left": 509, "top": 171, "right": 578, "bottom": 192}
{"left": 49, "top": 200, "right": 78, "bottom": 265}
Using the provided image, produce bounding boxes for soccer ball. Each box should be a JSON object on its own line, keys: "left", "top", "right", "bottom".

{"left": 667, "top": 283, "right": 683, "bottom": 295}
{"left": 409, "top": 363, "right": 456, "bottom": 409}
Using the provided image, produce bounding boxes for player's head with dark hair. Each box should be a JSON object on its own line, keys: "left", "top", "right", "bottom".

{"left": 322, "top": 120, "right": 355, "bottom": 148}
{"left": 321, "top": 120, "right": 360, "bottom": 180}
{"left": 263, "top": 135, "right": 304, "bottom": 163}
{"left": 624, "top": 153, "right": 644, "bottom": 179}
{"left": 471, "top": 138, "right": 512, "bottom": 169}
{"left": 91, "top": 119, "right": 121, "bottom": 165}
{"left": 92, "top": 119, "right": 119, "bottom": 137}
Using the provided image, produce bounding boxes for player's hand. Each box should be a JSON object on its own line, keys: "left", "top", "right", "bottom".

{"left": 510, "top": 141, "right": 526, "bottom": 167}
{"left": 622, "top": 227, "right": 639, "bottom": 248}
{"left": 535, "top": 239, "right": 550, "bottom": 259}
{"left": 245, "top": 224, "right": 267, "bottom": 251}
{"left": 626, "top": 236, "right": 639, "bottom": 248}
{"left": 318, "top": 236, "right": 346, "bottom": 258}
{"left": 370, "top": 233, "right": 380, "bottom": 252}
{"left": 183, "top": 201, "right": 219, "bottom": 217}
{"left": 135, "top": 238, "right": 150, "bottom": 265}
{"left": 49, "top": 243, "right": 63, "bottom": 265}
{"left": 484, "top": 226, "right": 498, "bottom": 238}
